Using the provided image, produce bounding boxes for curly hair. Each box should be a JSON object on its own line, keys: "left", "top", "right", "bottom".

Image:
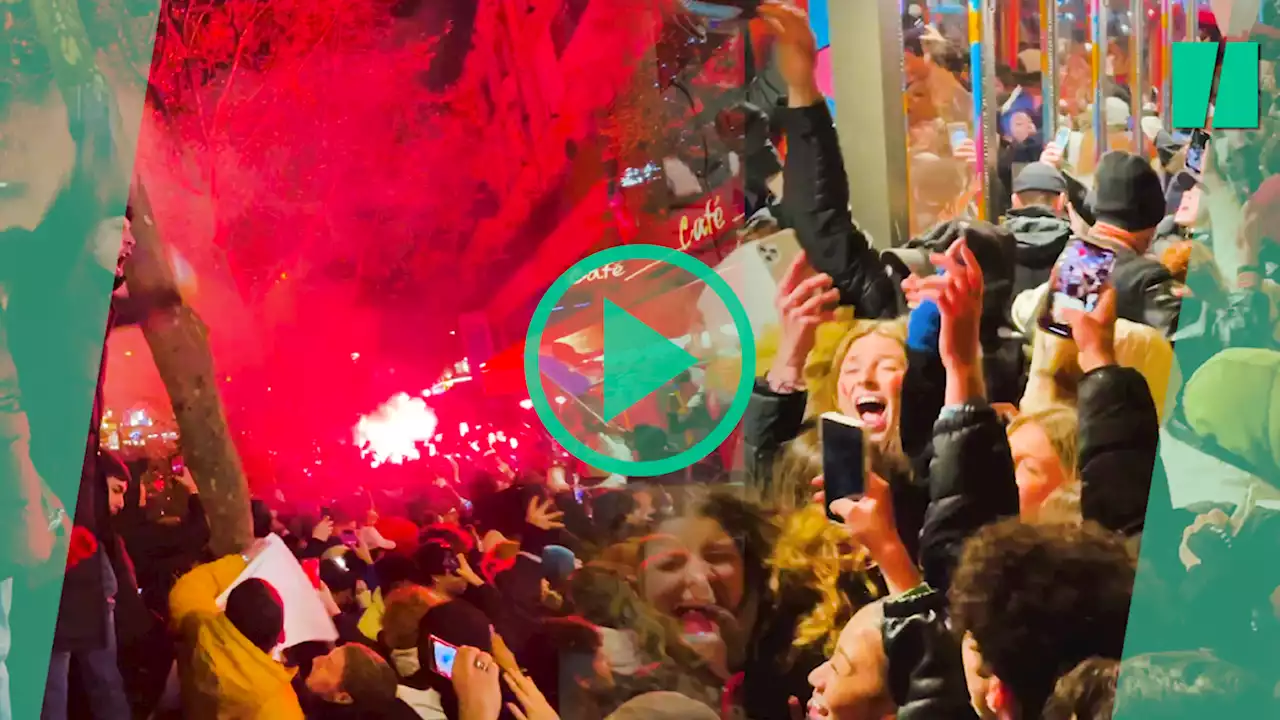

{"left": 768, "top": 504, "right": 876, "bottom": 657}
{"left": 949, "top": 519, "right": 1135, "bottom": 718}
{"left": 381, "top": 585, "right": 439, "bottom": 651}
{"left": 1042, "top": 657, "right": 1118, "bottom": 720}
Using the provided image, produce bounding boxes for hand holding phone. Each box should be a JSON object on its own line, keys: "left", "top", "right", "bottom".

{"left": 429, "top": 635, "right": 460, "bottom": 678}
{"left": 1185, "top": 128, "right": 1211, "bottom": 176}
{"left": 821, "top": 412, "right": 867, "bottom": 522}
{"left": 1038, "top": 238, "right": 1119, "bottom": 338}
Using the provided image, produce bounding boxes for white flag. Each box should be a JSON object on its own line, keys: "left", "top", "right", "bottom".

{"left": 215, "top": 534, "right": 338, "bottom": 650}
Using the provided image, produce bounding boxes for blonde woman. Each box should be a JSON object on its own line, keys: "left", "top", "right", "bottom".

{"left": 1006, "top": 405, "right": 1082, "bottom": 523}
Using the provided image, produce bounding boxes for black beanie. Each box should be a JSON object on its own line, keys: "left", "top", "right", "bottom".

{"left": 224, "top": 578, "right": 284, "bottom": 652}
{"left": 1087, "top": 151, "right": 1166, "bottom": 232}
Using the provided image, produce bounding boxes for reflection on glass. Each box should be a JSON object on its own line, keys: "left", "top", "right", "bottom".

{"left": 904, "top": 3, "right": 977, "bottom": 235}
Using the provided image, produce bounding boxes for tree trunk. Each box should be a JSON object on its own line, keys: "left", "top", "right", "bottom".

{"left": 124, "top": 182, "right": 252, "bottom": 555}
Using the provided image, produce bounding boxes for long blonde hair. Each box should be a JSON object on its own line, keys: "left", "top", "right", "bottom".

{"left": 1007, "top": 404, "right": 1082, "bottom": 523}
{"left": 768, "top": 504, "right": 876, "bottom": 658}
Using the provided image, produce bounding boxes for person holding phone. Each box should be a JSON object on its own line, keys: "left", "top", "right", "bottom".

{"left": 1049, "top": 151, "right": 1181, "bottom": 339}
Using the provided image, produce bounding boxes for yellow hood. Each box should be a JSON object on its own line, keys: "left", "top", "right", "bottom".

{"left": 170, "top": 554, "right": 304, "bottom": 720}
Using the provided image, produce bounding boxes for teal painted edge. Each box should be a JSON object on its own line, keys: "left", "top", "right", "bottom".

{"left": 1118, "top": 29, "right": 1280, "bottom": 720}
{"left": 1, "top": 2, "right": 161, "bottom": 719}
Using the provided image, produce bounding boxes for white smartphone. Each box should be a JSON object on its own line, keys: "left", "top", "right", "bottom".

{"left": 1053, "top": 126, "right": 1072, "bottom": 148}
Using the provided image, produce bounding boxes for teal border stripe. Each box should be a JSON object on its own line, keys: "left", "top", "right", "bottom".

{"left": 1119, "top": 21, "right": 1280, "bottom": 719}
{"left": 1, "top": 2, "right": 161, "bottom": 718}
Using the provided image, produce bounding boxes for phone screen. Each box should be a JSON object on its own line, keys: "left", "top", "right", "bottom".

{"left": 1038, "top": 238, "right": 1119, "bottom": 338}
{"left": 430, "top": 636, "right": 459, "bottom": 678}
{"left": 1185, "top": 129, "right": 1211, "bottom": 174}
{"left": 948, "top": 122, "right": 968, "bottom": 149}
{"left": 171, "top": 456, "right": 184, "bottom": 475}
{"left": 820, "top": 412, "right": 866, "bottom": 523}
{"left": 1053, "top": 126, "right": 1072, "bottom": 148}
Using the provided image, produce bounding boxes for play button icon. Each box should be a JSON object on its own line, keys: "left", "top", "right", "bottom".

{"left": 601, "top": 299, "right": 698, "bottom": 423}
{"left": 524, "top": 244, "right": 757, "bottom": 478}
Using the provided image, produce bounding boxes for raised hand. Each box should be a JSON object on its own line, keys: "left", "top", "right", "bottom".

{"left": 758, "top": 3, "right": 821, "bottom": 102}
{"left": 918, "top": 239, "right": 984, "bottom": 373}
{"left": 503, "top": 670, "right": 560, "bottom": 720}
{"left": 827, "top": 471, "right": 898, "bottom": 555}
{"left": 769, "top": 251, "right": 838, "bottom": 390}
{"left": 1062, "top": 286, "right": 1117, "bottom": 373}
{"left": 525, "top": 496, "right": 565, "bottom": 531}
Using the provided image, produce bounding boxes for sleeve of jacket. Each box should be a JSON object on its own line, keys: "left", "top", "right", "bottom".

{"left": 169, "top": 553, "right": 248, "bottom": 634}
{"left": 921, "top": 404, "right": 1020, "bottom": 595}
{"left": 742, "top": 379, "right": 809, "bottom": 490}
{"left": 1077, "top": 366, "right": 1159, "bottom": 535}
{"left": 777, "top": 101, "right": 900, "bottom": 319}
{"left": 883, "top": 588, "right": 978, "bottom": 720}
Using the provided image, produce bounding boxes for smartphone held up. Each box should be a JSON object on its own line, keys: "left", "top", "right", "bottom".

{"left": 821, "top": 412, "right": 868, "bottom": 523}
{"left": 429, "top": 635, "right": 459, "bottom": 678}
{"left": 1038, "top": 238, "right": 1118, "bottom": 338}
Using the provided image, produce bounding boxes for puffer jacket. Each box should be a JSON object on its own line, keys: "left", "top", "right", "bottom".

{"left": 169, "top": 555, "right": 303, "bottom": 720}
{"left": 880, "top": 402, "right": 1019, "bottom": 720}
{"left": 776, "top": 101, "right": 900, "bottom": 320}
{"left": 922, "top": 403, "right": 1020, "bottom": 595}
{"left": 883, "top": 587, "right": 975, "bottom": 720}
{"left": 1002, "top": 206, "right": 1072, "bottom": 296}
{"left": 1077, "top": 366, "right": 1163, "bottom": 537}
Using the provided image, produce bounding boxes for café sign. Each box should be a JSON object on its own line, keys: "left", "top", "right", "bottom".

{"left": 573, "top": 262, "right": 627, "bottom": 286}
{"left": 678, "top": 195, "right": 728, "bottom": 251}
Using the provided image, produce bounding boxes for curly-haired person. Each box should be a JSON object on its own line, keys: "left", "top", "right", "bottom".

{"left": 949, "top": 519, "right": 1135, "bottom": 719}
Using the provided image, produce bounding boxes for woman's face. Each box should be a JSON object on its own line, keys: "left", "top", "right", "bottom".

{"left": 0, "top": 86, "right": 75, "bottom": 232}
{"left": 836, "top": 333, "right": 907, "bottom": 447}
{"left": 1009, "top": 112, "right": 1036, "bottom": 143}
{"left": 640, "top": 515, "right": 744, "bottom": 636}
{"left": 1008, "top": 421, "right": 1069, "bottom": 519}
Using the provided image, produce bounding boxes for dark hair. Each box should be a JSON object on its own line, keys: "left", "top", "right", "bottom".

{"left": 1043, "top": 657, "right": 1119, "bottom": 720}
{"left": 522, "top": 617, "right": 604, "bottom": 712}
{"left": 98, "top": 450, "right": 131, "bottom": 485}
{"left": 338, "top": 643, "right": 400, "bottom": 710}
{"left": 415, "top": 539, "right": 461, "bottom": 578}
{"left": 416, "top": 600, "right": 494, "bottom": 719}
{"left": 374, "top": 552, "right": 423, "bottom": 592}
{"left": 591, "top": 489, "right": 640, "bottom": 542}
{"left": 224, "top": 578, "right": 284, "bottom": 653}
{"left": 949, "top": 520, "right": 1135, "bottom": 718}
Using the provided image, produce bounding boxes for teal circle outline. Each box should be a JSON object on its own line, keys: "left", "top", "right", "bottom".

{"left": 524, "top": 244, "right": 757, "bottom": 478}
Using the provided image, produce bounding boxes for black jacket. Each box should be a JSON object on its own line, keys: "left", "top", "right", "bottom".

{"left": 1002, "top": 207, "right": 1072, "bottom": 296}
{"left": 1075, "top": 236, "right": 1182, "bottom": 338}
{"left": 921, "top": 404, "right": 1020, "bottom": 596}
{"left": 776, "top": 101, "right": 900, "bottom": 319}
{"left": 1077, "top": 366, "right": 1163, "bottom": 537}
{"left": 884, "top": 588, "right": 976, "bottom": 720}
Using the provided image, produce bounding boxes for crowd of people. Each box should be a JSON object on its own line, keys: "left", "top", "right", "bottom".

{"left": 6, "top": 2, "right": 1280, "bottom": 720}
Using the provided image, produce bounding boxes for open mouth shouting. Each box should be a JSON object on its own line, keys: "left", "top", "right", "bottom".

{"left": 676, "top": 605, "right": 722, "bottom": 637}
{"left": 853, "top": 394, "right": 889, "bottom": 433}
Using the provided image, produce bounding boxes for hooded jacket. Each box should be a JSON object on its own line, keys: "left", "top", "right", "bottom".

{"left": 1001, "top": 206, "right": 1072, "bottom": 295}
{"left": 169, "top": 554, "right": 303, "bottom": 720}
